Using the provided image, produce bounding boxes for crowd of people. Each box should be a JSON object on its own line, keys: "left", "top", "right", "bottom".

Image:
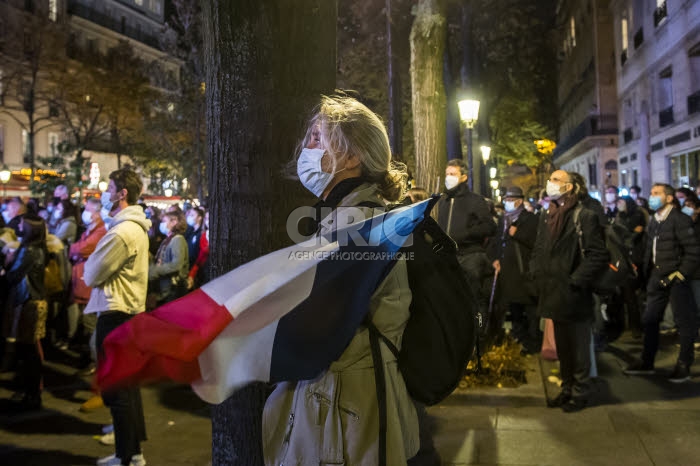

{"left": 0, "top": 173, "right": 210, "bottom": 466}
{"left": 427, "top": 158, "right": 700, "bottom": 414}
{"left": 1, "top": 94, "right": 700, "bottom": 464}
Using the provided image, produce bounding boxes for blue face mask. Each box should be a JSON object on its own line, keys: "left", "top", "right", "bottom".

{"left": 682, "top": 206, "right": 694, "bottom": 217}
{"left": 678, "top": 197, "right": 686, "bottom": 207}
{"left": 296, "top": 148, "right": 345, "bottom": 198}
{"left": 648, "top": 195, "right": 663, "bottom": 211}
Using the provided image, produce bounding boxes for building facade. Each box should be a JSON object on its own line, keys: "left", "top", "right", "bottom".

{"left": 611, "top": 0, "right": 700, "bottom": 194}
{"left": 553, "top": 0, "right": 619, "bottom": 199}
{"left": 0, "top": 0, "right": 179, "bottom": 197}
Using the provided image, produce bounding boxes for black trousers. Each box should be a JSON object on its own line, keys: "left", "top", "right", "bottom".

{"left": 97, "top": 312, "right": 147, "bottom": 464}
{"left": 16, "top": 342, "right": 41, "bottom": 398}
{"left": 553, "top": 320, "right": 592, "bottom": 399}
{"left": 642, "top": 273, "right": 698, "bottom": 367}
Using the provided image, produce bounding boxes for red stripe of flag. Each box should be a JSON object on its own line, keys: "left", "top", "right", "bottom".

{"left": 97, "top": 289, "right": 233, "bottom": 390}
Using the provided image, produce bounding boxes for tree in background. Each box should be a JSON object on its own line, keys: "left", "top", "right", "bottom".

{"left": 410, "top": 0, "right": 447, "bottom": 191}
{"left": 0, "top": 3, "right": 65, "bottom": 179}
{"left": 202, "top": 1, "right": 336, "bottom": 463}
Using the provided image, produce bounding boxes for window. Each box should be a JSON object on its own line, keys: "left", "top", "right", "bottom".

{"left": 135, "top": 0, "right": 143, "bottom": 6}
{"left": 654, "top": 0, "right": 668, "bottom": 27}
{"left": 153, "top": 0, "right": 162, "bottom": 14}
{"left": 621, "top": 17, "right": 628, "bottom": 52}
{"left": 48, "top": 132, "right": 60, "bottom": 157}
{"left": 570, "top": 16, "right": 576, "bottom": 48}
{"left": 48, "top": 0, "right": 57, "bottom": 21}
{"left": 588, "top": 162, "right": 598, "bottom": 187}
{"left": 21, "top": 129, "right": 31, "bottom": 163}
{"left": 633, "top": 168, "right": 638, "bottom": 187}
{"left": 688, "top": 45, "right": 700, "bottom": 115}
{"left": 658, "top": 67, "right": 674, "bottom": 126}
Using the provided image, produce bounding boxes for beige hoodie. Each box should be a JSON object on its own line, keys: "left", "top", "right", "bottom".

{"left": 83, "top": 205, "right": 151, "bottom": 314}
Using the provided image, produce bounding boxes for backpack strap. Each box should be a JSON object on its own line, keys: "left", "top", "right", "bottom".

{"left": 365, "top": 318, "right": 397, "bottom": 466}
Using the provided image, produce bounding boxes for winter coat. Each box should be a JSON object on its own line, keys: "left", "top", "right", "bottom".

{"left": 69, "top": 221, "right": 107, "bottom": 304}
{"left": 185, "top": 225, "right": 203, "bottom": 268}
{"left": 83, "top": 205, "right": 151, "bottom": 314}
{"left": 487, "top": 208, "right": 538, "bottom": 304}
{"left": 530, "top": 200, "right": 609, "bottom": 322}
{"left": 263, "top": 181, "right": 419, "bottom": 466}
{"left": 148, "top": 234, "right": 189, "bottom": 303}
{"left": 4, "top": 244, "right": 45, "bottom": 307}
{"left": 436, "top": 182, "right": 496, "bottom": 254}
{"left": 643, "top": 207, "right": 700, "bottom": 279}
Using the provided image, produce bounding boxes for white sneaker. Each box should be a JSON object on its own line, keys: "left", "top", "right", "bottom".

{"left": 96, "top": 454, "right": 120, "bottom": 466}
{"left": 130, "top": 454, "right": 146, "bottom": 466}
{"left": 99, "top": 431, "right": 115, "bottom": 445}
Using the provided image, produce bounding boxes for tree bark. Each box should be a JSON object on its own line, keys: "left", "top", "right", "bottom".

{"left": 410, "top": 0, "right": 447, "bottom": 192}
{"left": 202, "top": 1, "right": 336, "bottom": 464}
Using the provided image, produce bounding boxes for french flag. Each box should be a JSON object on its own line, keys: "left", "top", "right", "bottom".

{"left": 97, "top": 199, "right": 433, "bottom": 404}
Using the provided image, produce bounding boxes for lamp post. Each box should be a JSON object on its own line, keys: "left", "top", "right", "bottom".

{"left": 458, "top": 99, "right": 480, "bottom": 192}
{"left": 0, "top": 165, "right": 11, "bottom": 199}
{"left": 480, "top": 145, "right": 491, "bottom": 197}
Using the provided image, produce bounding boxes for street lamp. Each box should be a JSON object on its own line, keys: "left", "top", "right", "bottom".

{"left": 98, "top": 180, "right": 108, "bottom": 192}
{"left": 489, "top": 167, "right": 498, "bottom": 179}
{"left": 458, "top": 98, "right": 480, "bottom": 191}
{"left": 490, "top": 179, "right": 500, "bottom": 200}
{"left": 0, "top": 165, "right": 11, "bottom": 198}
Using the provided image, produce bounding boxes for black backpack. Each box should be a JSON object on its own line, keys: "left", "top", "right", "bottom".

{"left": 364, "top": 196, "right": 477, "bottom": 403}
{"left": 573, "top": 205, "right": 636, "bottom": 295}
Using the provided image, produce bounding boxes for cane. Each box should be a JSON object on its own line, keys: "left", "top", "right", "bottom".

{"left": 476, "top": 268, "right": 499, "bottom": 373}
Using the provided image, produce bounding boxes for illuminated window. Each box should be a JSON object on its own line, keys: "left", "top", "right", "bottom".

{"left": 21, "top": 129, "right": 30, "bottom": 163}
{"left": 621, "top": 17, "right": 628, "bottom": 51}
{"left": 570, "top": 17, "right": 576, "bottom": 48}
{"left": 135, "top": 0, "right": 143, "bottom": 6}
{"left": 48, "top": 132, "right": 60, "bottom": 157}
{"left": 48, "top": 0, "right": 57, "bottom": 21}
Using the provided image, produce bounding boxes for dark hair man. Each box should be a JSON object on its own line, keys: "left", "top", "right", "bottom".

{"left": 624, "top": 183, "right": 700, "bottom": 382}
{"left": 185, "top": 207, "right": 204, "bottom": 269}
{"left": 83, "top": 168, "right": 151, "bottom": 466}
{"left": 531, "top": 170, "right": 608, "bottom": 412}
{"left": 437, "top": 159, "right": 497, "bottom": 320}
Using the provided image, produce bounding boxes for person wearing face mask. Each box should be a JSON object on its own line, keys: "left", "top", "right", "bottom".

{"left": 613, "top": 196, "right": 647, "bottom": 337}
{"left": 148, "top": 211, "right": 189, "bottom": 307}
{"left": 52, "top": 199, "right": 78, "bottom": 248}
{"left": 263, "top": 95, "right": 420, "bottom": 466}
{"left": 603, "top": 186, "right": 619, "bottom": 222}
{"left": 65, "top": 197, "right": 107, "bottom": 373}
{"left": 83, "top": 168, "right": 151, "bottom": 466}
{"left": 624, "top": 183, "right": 700, "bottom": 383}
{"left": 530, "top": 170, "right": 609, "bottom": 412}
{"left": 184, "top": 207, "right": 204, "bottom": 269}
{"left": 186, "top": 210, "right": 209, "bottom": 290}
{"left": 436, "top": 159, "right": 497, "bottom": 322}
{"left": 4, "top": 197, "right": 27, "bottom": 237}
{"left": 486, "top": 186, "right": 539, "bottom": 353}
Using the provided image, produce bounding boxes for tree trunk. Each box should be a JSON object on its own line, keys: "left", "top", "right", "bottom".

{"left": 410, "top": 0, "right": 447, "bottom": 192}
{"left": 202, "top": 1, "right": 336, "bottom": 464}
{"left": 386, "top": 0, "right": 403, "bottom": 160}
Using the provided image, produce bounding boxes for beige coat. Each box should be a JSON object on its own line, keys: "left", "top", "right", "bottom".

{"left": 263, "top": 183, "right": 419, "bottom": 466}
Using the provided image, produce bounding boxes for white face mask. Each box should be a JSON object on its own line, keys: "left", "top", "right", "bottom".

{"left": 82, "top": 210, "right": 93, "bottom": 225}
{"left": 445, "top": 175, "right": 460, "bottom": 190}
{"left": 630, "top": 192, "right": 638, "bottom": 200}
{"left": 605, "top": 193, "right": 617, "bottom": 204}
{"left": 504, "top": 201, "right": 517, "bottom": 213}
{"left": 546, "top": 180, "right": 565, "bottom": 200}
{"left": 101, "top": 192, "right": 114, "bottom": 212}
{"left": 186, "top": 216, "right": 196, "bottom": 227}
{"left": 297, "top": 148, "right": 344, "bottom": 198}
{"left": 159, "top": 221, "right": 170, "bottom": 236}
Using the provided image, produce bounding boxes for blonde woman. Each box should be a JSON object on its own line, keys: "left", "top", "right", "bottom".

{"left": 262, "top": 95, "right": 419, "bottom": 465}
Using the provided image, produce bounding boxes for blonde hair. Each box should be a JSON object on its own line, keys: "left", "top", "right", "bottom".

{"left": 299, "top": 94, "right": 408, "bottom": 202}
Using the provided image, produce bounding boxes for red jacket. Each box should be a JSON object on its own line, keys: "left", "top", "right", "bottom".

{"left": 69, "top": 221, "right": 107, "bottom": 304}
{"left": 188, "top": 231, "right": 209, "bottom": 279}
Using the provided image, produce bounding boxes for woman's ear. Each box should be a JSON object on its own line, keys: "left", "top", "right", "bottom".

{"left": 345, "top": 152, "right": 362, "bottom": 170}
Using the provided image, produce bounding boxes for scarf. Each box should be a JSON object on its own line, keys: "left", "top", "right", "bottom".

{"left": 547, "top": 191, "right": 577, "bottom": 240}
{"left": 503, "top": 205, "right": 524, "bottom": 227}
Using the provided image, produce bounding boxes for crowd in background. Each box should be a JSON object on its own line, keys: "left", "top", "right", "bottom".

{"left": 0, "top": 184, "right": 210, "bottom": 413}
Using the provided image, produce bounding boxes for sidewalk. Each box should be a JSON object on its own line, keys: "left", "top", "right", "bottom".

{"left": 429, "top": 332, "right": 700, "bottom": 465}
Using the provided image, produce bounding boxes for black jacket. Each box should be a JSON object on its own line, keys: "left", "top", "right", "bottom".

{"left": 436, "top": 182, "right": 496, "bottom": 254}
{"left": 185, "top": 225, "right": 203, "bottom": 268}
{"left": 530, "top": 201, "right": 609, "bottom": 322}
{"left": 6, "top": 245, "right": 46, "bottom": 305}
{"left": 487, "top": 208, "right": 538, "bottom": 304}
{"left": 644, "top": 207, "right": 700, "bottom": 279}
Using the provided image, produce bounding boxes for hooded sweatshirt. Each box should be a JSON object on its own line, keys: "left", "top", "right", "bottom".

{"left": 83, "top": 205, "right": 151, "bottom": 314}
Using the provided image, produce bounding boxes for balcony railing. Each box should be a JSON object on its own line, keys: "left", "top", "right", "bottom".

{"left": 634, "top": 28, "right": 644, "bottom": 49}
{"left": 621, "top": 49, "right": 628, "bottom": 66}
{"left": 654, "top": 1, "right": 668, "bottom": 27}
{"left": 67, "top": 1, "right": 161, "bottom": 50}
{"left": 553, "top": 115, "right": 618, "bottom": 160}
{"left": 659, "top": 106, "right": 674, "bottom": 127}
{"left": 623, "top": 128, "right": 633, "bottom": 144}
{"left": 688, "top": 91, "right": 700, "bottom": 116}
